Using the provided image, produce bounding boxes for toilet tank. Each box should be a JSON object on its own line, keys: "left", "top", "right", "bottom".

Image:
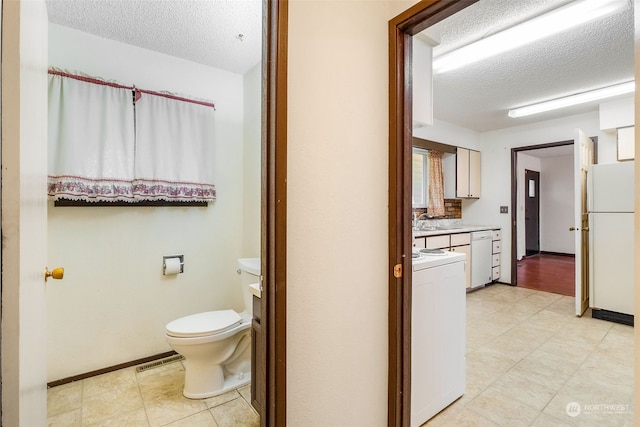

{"left": 237, "top": 258, "right": 260, "bottom": 314}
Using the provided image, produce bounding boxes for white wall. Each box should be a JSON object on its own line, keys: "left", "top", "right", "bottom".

{"left": 540, "top": 155, "right": 574, "bottom": 254}
{"left": 286, "top": 0, "right": 417, "bottom": 424}
{"left": 46, "top": 24, "right": 260, "bottom": 380}
{"left": 243, "top": 62, "right": 261, "bottom": 257}
{"left": 463, "top": 110, "right": 616, "bottom": 284}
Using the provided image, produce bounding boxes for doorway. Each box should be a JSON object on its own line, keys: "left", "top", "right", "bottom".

{"left": 524, "top": 169, "right": 540, "bottom": 256}
{"left": 511, "top": 141, "right": 576, "bottom": 293}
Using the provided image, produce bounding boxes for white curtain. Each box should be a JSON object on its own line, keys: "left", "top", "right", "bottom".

{"left": 133, "top": 92, "right": 216, "bottom": 201}
{"left": 48, "top": 71, "right": 217, "bottom": 203}
{"left": 48, "top": 73, "right": 135, "bottom": 201}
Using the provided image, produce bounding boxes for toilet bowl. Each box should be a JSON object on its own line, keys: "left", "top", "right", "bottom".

{"left": 165, "top": 258, "right": 260, "bottom": 399}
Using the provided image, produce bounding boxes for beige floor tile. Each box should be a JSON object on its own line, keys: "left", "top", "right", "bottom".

{"left": 203, "top": 389, "right": 242, "bottom": 409}
{"left": 508, "top": 351, "right": 575, "bottom": 390}
{"left": 530, "top": 412, "right": 573, "bottom": 427}
{"left": 163, "top": 410, "right": 219, "bottom": 426}
{"left": 488, "top": 370, "right": 557, "bottom": 411}
{"left": 466, "top": 387, "right": 540, "bottom": 426}
{"left": 466, "top": 347, "right": 515, "bottom": 389}
{"left": 47, "top": 381, "right": 83, "bottom": 417}
{"left": 425, "top": 407, "right": 498, "bottom": 426}
{"left": 141, "top": 382, "right": 208, "bottom": 427}
{"left": 83, "top": 367, "right": 138, "bottom": 398}
{"left": 84, "top": 408, "right": 149, "bottom": 427}
{"left": 47, "top": 408, "right": 82, "bottom": 427}
{"left": 210, "top": 397, "right": 259, "bottom": 427}
{"left": 238, "top": 384, "right": 251, "bottom": 404}
{"left": 82, "top": 384, "right": 145, "bottom": 425}
{"left": 557, "top": 371, "right": 633, "bottom": 407}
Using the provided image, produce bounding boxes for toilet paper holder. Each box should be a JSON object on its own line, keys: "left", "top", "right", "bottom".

{"left": 163, "top": 255, "right": 184, "bottom": 275}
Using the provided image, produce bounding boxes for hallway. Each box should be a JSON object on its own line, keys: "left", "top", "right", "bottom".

{"left": 517, "top": 253, "right": 575, "bottom": 297}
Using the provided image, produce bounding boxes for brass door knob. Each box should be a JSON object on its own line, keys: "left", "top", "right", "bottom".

{"left": 569, "top": 227, "right": 577, "bottom": 231}
{"left": 45, "top": 267, "right": 64, "bottom": 282}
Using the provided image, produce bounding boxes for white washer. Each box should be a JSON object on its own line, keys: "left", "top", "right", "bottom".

{"left": 411, "top": 250, "right": 466, "bottom": 427}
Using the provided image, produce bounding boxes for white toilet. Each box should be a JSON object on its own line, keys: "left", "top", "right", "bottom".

{"left": 165, "top": 258, "right": 260, "bottom": 399}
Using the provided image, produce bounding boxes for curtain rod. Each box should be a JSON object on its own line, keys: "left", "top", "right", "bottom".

{"left": 48, "top": 69, "right": 216, "bottom": 110}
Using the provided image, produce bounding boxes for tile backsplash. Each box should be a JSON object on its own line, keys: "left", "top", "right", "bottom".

{"left": 413, "top": 199, "right": 462, "bottom": 219}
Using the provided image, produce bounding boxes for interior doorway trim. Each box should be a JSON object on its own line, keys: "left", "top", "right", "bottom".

{"left": 263, "top": 0, "right": 288, "bottom": 425}
{"left": 387, "top": 1, "right": 478, "bottom": 425}
{"left": 510, "top": 140, "right": 574, "bottom": 287}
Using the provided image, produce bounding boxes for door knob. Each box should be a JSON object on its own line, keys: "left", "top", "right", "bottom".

{"left": 582, "top": 227, "right": 589, "bottom": 232}
{"left": 569, "top": 227, "right": 577, "bottom": 231}
{"left": 45, "top": 267, "right": 64, "bottom": 282}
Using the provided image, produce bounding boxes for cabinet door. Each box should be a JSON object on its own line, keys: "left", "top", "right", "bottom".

{"left": 426, "top": 235, "right": 450, "bottom": 249}
{"left": 451, "top": 244, "right": 471, "bottom": 288}
{"left": 469, "top": 149, "right": 481, "bottom": 198}
{"left": 456, "top": 147, "right": 470, "bottom": 198}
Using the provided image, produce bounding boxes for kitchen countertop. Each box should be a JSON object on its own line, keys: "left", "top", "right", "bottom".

{"left": 413, "top": 224, "right": 500, "bottom": 238}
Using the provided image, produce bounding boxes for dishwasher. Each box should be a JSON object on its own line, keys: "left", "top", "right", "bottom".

{"left": 470, "top": 230, "right": 492, "bottom": 289}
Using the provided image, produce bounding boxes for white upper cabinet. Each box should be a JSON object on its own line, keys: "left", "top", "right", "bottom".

{"left": 456, "top": 147, "right": 481, "bottom": 198}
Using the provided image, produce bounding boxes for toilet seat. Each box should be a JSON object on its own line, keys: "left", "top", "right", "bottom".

{"left": 166, "top": 310, "right": 242, "bottom": 338}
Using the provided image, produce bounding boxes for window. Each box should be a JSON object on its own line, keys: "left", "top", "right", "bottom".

{"left": 412, "top": 148, "right": 429, "bottom": 208}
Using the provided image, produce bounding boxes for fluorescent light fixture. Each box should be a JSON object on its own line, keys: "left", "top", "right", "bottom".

{"left": 508, "top": 81, "right": 635, "bottom": 118}
{"left": 432, "top": 0, "right": 629, "bottom": 73}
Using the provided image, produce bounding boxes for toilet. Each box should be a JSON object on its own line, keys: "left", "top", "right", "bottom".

{"left": 165, "top": 258, "right": 260, "bottom": 399}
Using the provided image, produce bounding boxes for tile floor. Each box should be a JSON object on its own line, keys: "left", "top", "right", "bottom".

{"left": 47, "top": 360, "right": 259, "bottom": 426}
{"left": 47, "top": 284, "right": 634, "bottom": 426}
{"left": 427, "top": 284, "right": 634, "bottom": 426}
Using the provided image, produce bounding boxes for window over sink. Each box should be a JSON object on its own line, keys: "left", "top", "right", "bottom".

{"left": 412, "top": 147, "right": 429, "bottom": 208}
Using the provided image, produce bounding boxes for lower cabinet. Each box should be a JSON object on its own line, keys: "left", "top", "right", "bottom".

{"left": 251, "top": 295, "right": 265, "bottom": 416}
{"left": 450, "top": 233, "right": 471, "bottom": 288}
{"left": 491, "top": 229, "right": 502, "bottom": 281}
{"left": 414, "top": 232, "right": 472, "bottom": 288}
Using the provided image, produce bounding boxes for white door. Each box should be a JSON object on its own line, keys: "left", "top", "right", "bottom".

{"left": 574, "top": 129, "right": 594, "bottom": 316}
{"left": 1, "top": 0, "right": 49, "bottom": 425}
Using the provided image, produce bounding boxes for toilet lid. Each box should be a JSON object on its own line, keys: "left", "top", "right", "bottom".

{"left": 166, "top": 310, "right": 242, "bottom": 338}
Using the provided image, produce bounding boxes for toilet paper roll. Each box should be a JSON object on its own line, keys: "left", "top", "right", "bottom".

{"left": 164, "top": 257, "right": 182, "bottom": 275}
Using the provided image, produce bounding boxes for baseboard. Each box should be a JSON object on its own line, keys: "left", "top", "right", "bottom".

{"left": 47, "top": 350, "right": 177, "bottom": 388}
{"left": 540, "top": 251, "right": 575, "bottom": 258}
{"left": 591, "top": 309, "right": 634, "bottom": 326}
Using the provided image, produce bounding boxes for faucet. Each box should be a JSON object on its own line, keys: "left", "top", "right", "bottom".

{"left": 413, "top": 212, "right": 434, "bottom": 230}
{"left": 416, "top": 213, "right": 434, "bottom": 220}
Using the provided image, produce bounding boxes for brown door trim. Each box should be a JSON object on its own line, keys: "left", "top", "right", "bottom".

{"left": 510, "top": 139, "right": 589, "bottom": 287}
{"left": 262, "top": 0, "right": 288, "bottom": 425}
{"left": 387, "top": 1, "right": 478, "bottom": 426}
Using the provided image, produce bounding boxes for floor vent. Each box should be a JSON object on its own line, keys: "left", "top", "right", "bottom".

{"left": 136, "top": 355, "right": 184, "bottom": 373}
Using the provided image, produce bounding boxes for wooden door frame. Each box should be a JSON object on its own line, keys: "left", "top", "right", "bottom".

{"left": 510, "top": 140, "right": 581, "bottom": 287}
{"left": 262, "top": 0, "right": 287, "bottom": 425}
{"left": 388, "top": 1, "right": 478, "bottom": 425}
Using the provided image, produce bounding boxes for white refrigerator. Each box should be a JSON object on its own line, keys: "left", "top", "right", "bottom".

{"left": 589, "top": 162, "right": 634, "bottom": 317}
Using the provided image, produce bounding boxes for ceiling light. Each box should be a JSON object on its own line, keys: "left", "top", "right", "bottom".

{"left": 432, "top": 0, "right": 629, "bottom": 73}
{"left": 508, "top": 81, "right": 635, "bottom": 118}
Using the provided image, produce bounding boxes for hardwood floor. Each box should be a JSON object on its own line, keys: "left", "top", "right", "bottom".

{"left": 516, "top": 253, "right": 575, "bottom": 297}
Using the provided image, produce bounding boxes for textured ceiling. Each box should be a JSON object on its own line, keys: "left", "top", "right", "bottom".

{"left": 46, "top": 0, "right": 262, "bottom": 75}
{"left": 46, "top": 0, "right": 633, "bottom": 133}
{"left": 422, "top": 0, "right": 634, "bottom": 132}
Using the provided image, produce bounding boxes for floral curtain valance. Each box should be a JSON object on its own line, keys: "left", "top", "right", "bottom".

{"left": 47, "top": 69, "right": 216, "bottom": 203}
{"left": 427, "top": 150, "right": 445, "bottom": 217}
